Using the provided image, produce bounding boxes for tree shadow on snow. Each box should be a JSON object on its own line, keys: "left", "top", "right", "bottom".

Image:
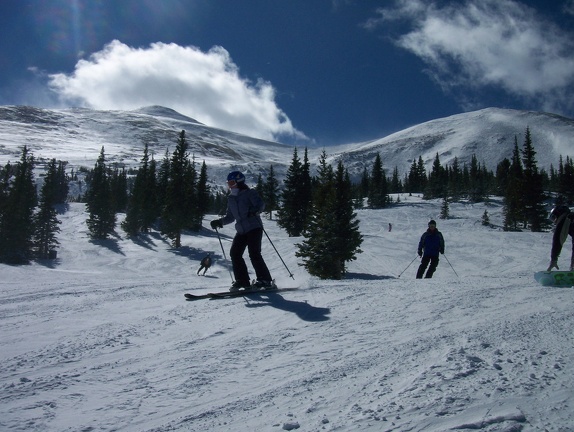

{"left": 344, "top": 272, "right": 396, "bottom": 280}
{"left": 244, "top": 292, "right": 331, "bottom": 322}
{"left": 89, "top": 236, "right": 124, "bottom": 255}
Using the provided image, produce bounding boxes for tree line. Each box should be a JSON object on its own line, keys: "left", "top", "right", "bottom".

{"left": 1, "top": 127, "right": 572, "bottom": 281}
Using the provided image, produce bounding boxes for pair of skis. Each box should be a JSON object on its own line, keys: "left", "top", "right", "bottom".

{"left": 184, "top": 286, "right": 298, "bottom": 301}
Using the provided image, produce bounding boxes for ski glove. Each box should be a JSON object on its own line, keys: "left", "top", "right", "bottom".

{"left": 547, "top": 260, "right": 559, "bottom": 271}
{"left": 418, "top": 250, "right": 422, "bottom": 258}
{"left": 210, "top": 219, "right": 223, "bottom": 230}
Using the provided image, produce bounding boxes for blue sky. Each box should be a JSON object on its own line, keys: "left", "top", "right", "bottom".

{"left": 1, "top": 0, "right": 573, "bottom": 146}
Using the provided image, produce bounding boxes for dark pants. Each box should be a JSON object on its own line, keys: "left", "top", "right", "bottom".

{"left": 230, "top": 228, "right": 272, "bottom": 284}
{"left": 197, "top": 265, "right": 208, "bottom": 275}
{"left": 416, "top": 255, "right": 439, "bottom": 279}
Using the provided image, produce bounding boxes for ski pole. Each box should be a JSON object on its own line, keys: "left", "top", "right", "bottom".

{"left": 214, "top": 228, "right": 234, "bottom": 283}
{"left": 398, "top": 255, "right": 419, "bottom": 278}
{"left": 262, "top": 227, "right": 295, "bottom": 280}
{"left": 443, "top": 254, "right": 459, "bottom": 278}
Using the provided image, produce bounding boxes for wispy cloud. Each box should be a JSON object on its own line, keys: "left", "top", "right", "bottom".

{"left": 365, "top": 0, "right": 574, "bottom": 116}
{"left": 49, "top": 40, "right": 307, "bottom": 142}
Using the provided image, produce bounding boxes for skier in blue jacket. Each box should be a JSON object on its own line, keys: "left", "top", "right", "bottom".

{"left": 210, "top": 171, "right": 273, "bottom": 291}
{"left": 416, "top": 220, "right": 445, "bottom": 279}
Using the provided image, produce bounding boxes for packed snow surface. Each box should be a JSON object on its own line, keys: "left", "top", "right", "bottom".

{"left": 1, "top": 195, "right": 573, "bottom": 431}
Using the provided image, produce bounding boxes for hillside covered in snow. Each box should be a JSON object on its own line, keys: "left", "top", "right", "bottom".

{"left": 1, "top": 105, "right": 572, "bottom": 184}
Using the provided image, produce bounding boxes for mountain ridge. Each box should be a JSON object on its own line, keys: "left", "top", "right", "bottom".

{"left": 0, "top": 105, "right": 572, "bottom": 183}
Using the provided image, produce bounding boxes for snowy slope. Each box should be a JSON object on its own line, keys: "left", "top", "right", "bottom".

{"left": 328, "top": 108, "right": 574, "bottom": 179}
{"left": 1, "top": 196, "right": 573, "bottom": 431}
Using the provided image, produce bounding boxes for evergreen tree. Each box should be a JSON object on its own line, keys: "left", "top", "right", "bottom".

{"left": 521, "top": 127, "right": 547, "bottom": 231}
{"left": 34, "top": 159, "right": 61, "bottom": 258}
{"left": 503, "top": 138, "right": 523, "bottom": 231}
{"left": 558, "top": 155, "right": 574, "bottom": 204}
{"left": 262, "top": 165, "right": 280, "bottom": 219}
{"left": 156, "top": 148, "right": 170, "bottom": 211}
{"left": 277, "top": 147, "right": 312, "bottom": 236}
{"left": 390, "top": 166, "right": 402, "bottom": 193}
{"left": 439, "top": 196, "right": 450, "bottom": 219}
{"left": 482, "top": 209, "right": 491, "bottom": 227}
{"left": 425, "top": 153, "right": 446, "bottom": 199}
{"left": 85, "top": 147, "right": 116, "bottom": 239}
{"left": 360, "top": 167, "right": 370, "bottom": 200}
{"left": 495, "top": 158, "right": 511, "bottom": 196}
{"left": 0, "top": 146, "right": 37, "bottom": 263}
{"left": 448, "top": 157, "right": 462, "bottom": 201}
{"left": 110, "top": 166, "right": 128, "bottom": 213}
{"left": 296, "top": 152, "right": 362, "bottom": 279}
{"left": 122, "top": 144, "right": 157, "bottom": 236}
{"left": 55, "top": 161, "right": 69, "bottom": 203}
{"left": 185, "top": 155, "right": 201, "bottom": 230}
{"left": 195, "top": 161, "right": 210, "bottom": 225}
{"left": 161, "top": 130, "right": 192, "bottom": 247}
{"left": 367, "top": 153, "right": 388, "bottom": 208}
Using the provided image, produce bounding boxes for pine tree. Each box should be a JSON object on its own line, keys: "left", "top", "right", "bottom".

{"left": 482, "top": 209, "right": 491, "bottom": 227}
{"left": 195, "top": 161, "right": 210, "bottom": 226}
{"left": 122, "top": 144, "right": 156, "bottom": 236}
{"left": 277, "top": 147, "right": 312, "bottom": 236}
{"left": 34, "top": 159, "right": 61, "bottom": 258}
{"left": 390, "top": 166, "right": 402, "bottom": 194}
{"left": 521, "top": 127, "right": 547, "bottom": 232}
{"left": 55, "top": 161, "right": 69, "bottom": 203}
{"left": 263, "top": 165, "right": 280, "bottom": 219}
{"left": 503, "top": 138, "right": 523, "bottom": 231}
{"left": 110, "top": 166, "right": 128, "bottom": 213}
{"left": 161, "top": 130, "right": 192, "bottom": 247}
{"left": 296, "top": 152, "right": 362, "bottom": 279}
{"left": 367, "top": 153, "right": 388, "bottom": 208}
{"left": 439, "top": 196, "right": 450, "bottom": 219}
{"left": 85, "top": 147, "right": 116, "bottom": 239}
{"left": 425, "top": 153, "right": 446, "bottom": 199}
{"left": 558, "top": 155, "right": 574, "bottom": 204}
{"left": 0, "top": 146, "right": 37, "bottom": 263}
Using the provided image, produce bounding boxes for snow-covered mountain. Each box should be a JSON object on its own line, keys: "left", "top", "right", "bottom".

{"left": 328, "top": 108, "right": 574, "bottom": 179}
{"left": 0, "top": 105, "right": 572, "bottom": 183}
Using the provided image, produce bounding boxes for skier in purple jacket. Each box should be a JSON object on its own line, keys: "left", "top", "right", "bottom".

{"left": 547, "top": 205, "right": 574, "bottom": 271}
{"left": 210, "top": 171, "right": 273, "bottom": 291}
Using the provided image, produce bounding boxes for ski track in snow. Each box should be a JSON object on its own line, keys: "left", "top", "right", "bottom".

{"left": 1, "top": 196, "right": 574, "bottom": 431}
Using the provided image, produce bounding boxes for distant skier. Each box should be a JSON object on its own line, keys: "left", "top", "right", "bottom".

{"left": 416, "top": 220, "right": 445, "bottom": 279}
{"left": 197, "top": 253, "right": 212, "bottom": 276}
{"left": 388, "top": 223, "right": 392, "bottom": 232}
{"left": 210, "top": 171, "right": 274, "bottom": 291}
{"left": 547, "top": 205, "right": 574, "bottom": 271}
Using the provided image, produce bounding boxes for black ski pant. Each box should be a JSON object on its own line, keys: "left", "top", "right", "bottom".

{"left": 230, "top": 228, "right": 272, "bottom": 285}
{"left": 416, "top": 255, "right": 439, "bottom": 279}
{"left": 197, "top": 265, "right": 208, "bottom": 275}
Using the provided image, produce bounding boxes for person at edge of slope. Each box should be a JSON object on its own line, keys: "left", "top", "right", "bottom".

{"left": 197, "top": 253, "right": 211, "bottom": 276}
{"left": 210, "top": 171, "right": 274, "bottom": 291}
{"left": 416, "top": 219, "right": 445, "bottom": 279}
{"left": 547, "top": 205, "right": 574, "bottom": 272}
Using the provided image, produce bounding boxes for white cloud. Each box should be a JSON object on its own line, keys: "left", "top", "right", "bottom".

{"left": 49, "top": 40, "right": 307, "bottom": 142}
{"left": 366, "top": 0, "right": 574, "bottom": 115}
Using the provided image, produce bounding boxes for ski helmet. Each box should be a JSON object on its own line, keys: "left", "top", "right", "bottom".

{"left": 549, "top": 205, "right": 570, "bottom": 222}
{"left": 227, "top": 171, "right": 245, "bottom": 183}
{"left": 428, "top": 219, "right": 437, "bottom": 227}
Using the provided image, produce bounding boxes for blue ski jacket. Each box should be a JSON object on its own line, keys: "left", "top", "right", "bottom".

{"left": 418, "top": 228, "right": 445, "bottom": 257}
